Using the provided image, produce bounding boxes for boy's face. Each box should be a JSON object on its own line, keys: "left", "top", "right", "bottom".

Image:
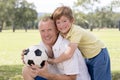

{"left": 55, "top": 16, "right": 73, "bottom": 35}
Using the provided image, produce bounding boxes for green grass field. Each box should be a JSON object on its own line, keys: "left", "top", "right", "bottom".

{"left": 0, "top": 29, "right": 120, "bottom": 80}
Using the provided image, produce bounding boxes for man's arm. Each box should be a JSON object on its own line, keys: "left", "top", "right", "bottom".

{"left": 31, "top": 62, "right": 76, "bottom": 80}
{"left": 46, "top": 73, "right": 76, "bottom": 80}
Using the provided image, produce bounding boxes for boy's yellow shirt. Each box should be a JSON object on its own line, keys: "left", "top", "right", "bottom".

{"left": 65, "top": 25, "right": 105, "bottom": 58}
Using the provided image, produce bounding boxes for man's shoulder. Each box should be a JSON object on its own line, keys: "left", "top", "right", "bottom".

{"left": 54, "top": 34, "right": 70, "bottom": 46}
{"left": 39, "top": 42, "right": 43, "bottom": 46}
{"left": 39, "top": 42, "right": 47, "bottom": 50}
{"left": 53, "top": 35, "right": 70, "bottom": 54}
{"left": 58, "top": 35, "right": 70, "bottom": 46}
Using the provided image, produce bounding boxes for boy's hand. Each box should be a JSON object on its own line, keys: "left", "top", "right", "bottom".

{"left": 47, "top": 58, "right": 56, "bottom": 64}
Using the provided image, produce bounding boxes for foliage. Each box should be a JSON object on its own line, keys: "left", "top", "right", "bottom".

{"left": 112, "top": 72, "right": 120, "bottom": 80}
{"left": 0, "top": 0, "right": 120, "bottom": 32}
{"left": 0, "top": 0, "right": 37, "bottom": 32}
{"left": 0, "top": 29, "right": 120, "bottom": 80}
{"left": 73, "top": 0, "right": 120, "bottom": 30}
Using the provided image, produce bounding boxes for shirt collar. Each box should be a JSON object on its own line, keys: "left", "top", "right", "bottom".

{"left": 39, "top": 42, "right": 48, "bottom": 51}
{"left": 66, "top": 24, "right": 74, "bottom": 39}
{"left": 52, "top": 34, "right": 63, "bottom": 49}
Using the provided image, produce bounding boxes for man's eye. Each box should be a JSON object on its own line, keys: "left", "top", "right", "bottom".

{"left": 41, "top": 30, "right": 45, "bottom": 32}
{"left": 48, "top": 29, "right": 52, "bottom": 31}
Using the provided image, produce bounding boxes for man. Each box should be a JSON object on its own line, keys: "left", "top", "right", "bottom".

{"left": 22, "top": 16, "right": 91, "bottom": 80}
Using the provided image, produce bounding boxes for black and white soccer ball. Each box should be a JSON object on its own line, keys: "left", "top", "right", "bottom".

{"left": 23, "top": 45, "right": 48, "bottom": 68}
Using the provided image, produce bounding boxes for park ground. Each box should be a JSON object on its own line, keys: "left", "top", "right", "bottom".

{"left": 0, "top": 29, "right": 120, "bottom": 80}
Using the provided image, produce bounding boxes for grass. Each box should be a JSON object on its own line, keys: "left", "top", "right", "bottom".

{"left": 0, "top": 29, "right": 120, "bottom": 80}
{"left": 92, "top": 29, "right": 120, "bottom": 72}
{"left": 0, "top": 30, "right": 41, "bottom": 80}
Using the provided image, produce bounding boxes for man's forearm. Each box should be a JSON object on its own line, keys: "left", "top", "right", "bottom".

{"left": 46, "top": 73, "right": 76, "bottom": 80}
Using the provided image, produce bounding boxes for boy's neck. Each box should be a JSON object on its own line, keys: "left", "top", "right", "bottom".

{"left": 61, "top": 33, "right": 67, "bottom": 38}
{"left": 61, "top": 27, "right": 72, "bottom": 38}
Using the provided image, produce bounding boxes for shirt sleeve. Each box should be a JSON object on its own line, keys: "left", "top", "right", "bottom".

{"left": 62, "top": 51, "right": 80, "bottom": 75}
{"left": 66, "top": 26, "right": 82, "bottom": 44}
{"left": 70, "top": 31, "right": 82, "bottom": 44}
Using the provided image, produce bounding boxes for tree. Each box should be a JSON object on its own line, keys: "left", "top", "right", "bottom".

{"left": 73, "top": 0, "right": 100, "bottom": 31}
{"left": 12, "top": 0, "right": 37, "bottom": 32}
{"left": 0, "top": 0, "right": 37, "bottom": 32}
{"left": 0, "top": 0, "right": 20, "bottom": 32}
{"left": 73, "top": 0, "right": 120, "bottom": 31}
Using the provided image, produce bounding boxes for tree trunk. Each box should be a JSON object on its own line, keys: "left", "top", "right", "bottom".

{"left": 0, "top": 21, "right": 4, "bottom": 32}
{"left": 118, "top": 21, "right": 120, "bottom": 31}
{"left": 0, "top": 27, "right": 2, "bottom": 32}
{"left": 90, "top": 25, "right": 93, "bottom": 31}
{"left": 12, "top": 23, "right": 16, "bottom": 32}
{"left": 13, "top": 26, "right": 15, "bottom": 32}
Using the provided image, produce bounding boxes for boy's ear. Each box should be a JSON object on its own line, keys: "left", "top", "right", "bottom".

{"left": 71, "top": 18, "right": 74, "bottom": 23}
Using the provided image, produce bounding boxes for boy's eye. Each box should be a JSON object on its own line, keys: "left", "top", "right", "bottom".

{"left": 64, "top": 20, "right": 67, "bottom": 22}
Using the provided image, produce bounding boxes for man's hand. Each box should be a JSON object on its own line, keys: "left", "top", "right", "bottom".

{"left": 31, "top": 61, "right": 49, "bottom": 79}
{"left": 21, "top": 49, "right": 26, "bottom": 64}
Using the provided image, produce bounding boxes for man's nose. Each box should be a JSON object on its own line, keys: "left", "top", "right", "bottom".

{"left": 44, "top": 31, "right": 49, "bottom": 37}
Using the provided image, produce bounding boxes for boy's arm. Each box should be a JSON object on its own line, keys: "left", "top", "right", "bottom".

{"left": 48, "top": 43, "right": 78, "bottom": 64}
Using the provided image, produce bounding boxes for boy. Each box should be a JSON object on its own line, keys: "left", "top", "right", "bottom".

{"left": 48, "top": 6, "right": 112, "bottom": 80}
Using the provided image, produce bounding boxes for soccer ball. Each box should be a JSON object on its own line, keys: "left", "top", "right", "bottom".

{"left": 23, "top": 45, "right": 48, "bottom": 68}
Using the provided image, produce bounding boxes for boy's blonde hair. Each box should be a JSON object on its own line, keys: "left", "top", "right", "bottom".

{"left": 52, "top": 6, "right": 74, "bottom": 22}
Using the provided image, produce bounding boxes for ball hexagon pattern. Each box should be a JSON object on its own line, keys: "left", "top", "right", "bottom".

{"left": 23, "top": 45, "right": 48, "bottom": 68}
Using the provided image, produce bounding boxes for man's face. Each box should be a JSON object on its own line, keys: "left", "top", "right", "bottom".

{"left": 39, "top": 20, "right": 58, "bottom": 46}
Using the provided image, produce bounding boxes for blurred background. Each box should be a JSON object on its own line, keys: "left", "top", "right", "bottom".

{"left": 0, "top": 0, "right": 120, "bottom": 80}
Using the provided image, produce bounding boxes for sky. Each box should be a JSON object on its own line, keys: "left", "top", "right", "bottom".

{"left": 26, "top": 0, "right": 119, "bottom": 13}
{"left": 26, "top": 0, "right": 77, "bottom": 13}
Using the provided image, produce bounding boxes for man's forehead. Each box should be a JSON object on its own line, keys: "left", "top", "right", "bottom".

{"left": 41, "top": 22, "right": 54, "bottom": 27}
{"left": 41, "top": 20, "right": 54, "bottom": 25}
{"left": 40, "top": 22, "right": 56, "bottom": 30}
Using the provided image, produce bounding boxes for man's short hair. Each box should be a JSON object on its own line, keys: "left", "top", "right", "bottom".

{"left": 38, "top": 16, "right": 53, "bottom": 28}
